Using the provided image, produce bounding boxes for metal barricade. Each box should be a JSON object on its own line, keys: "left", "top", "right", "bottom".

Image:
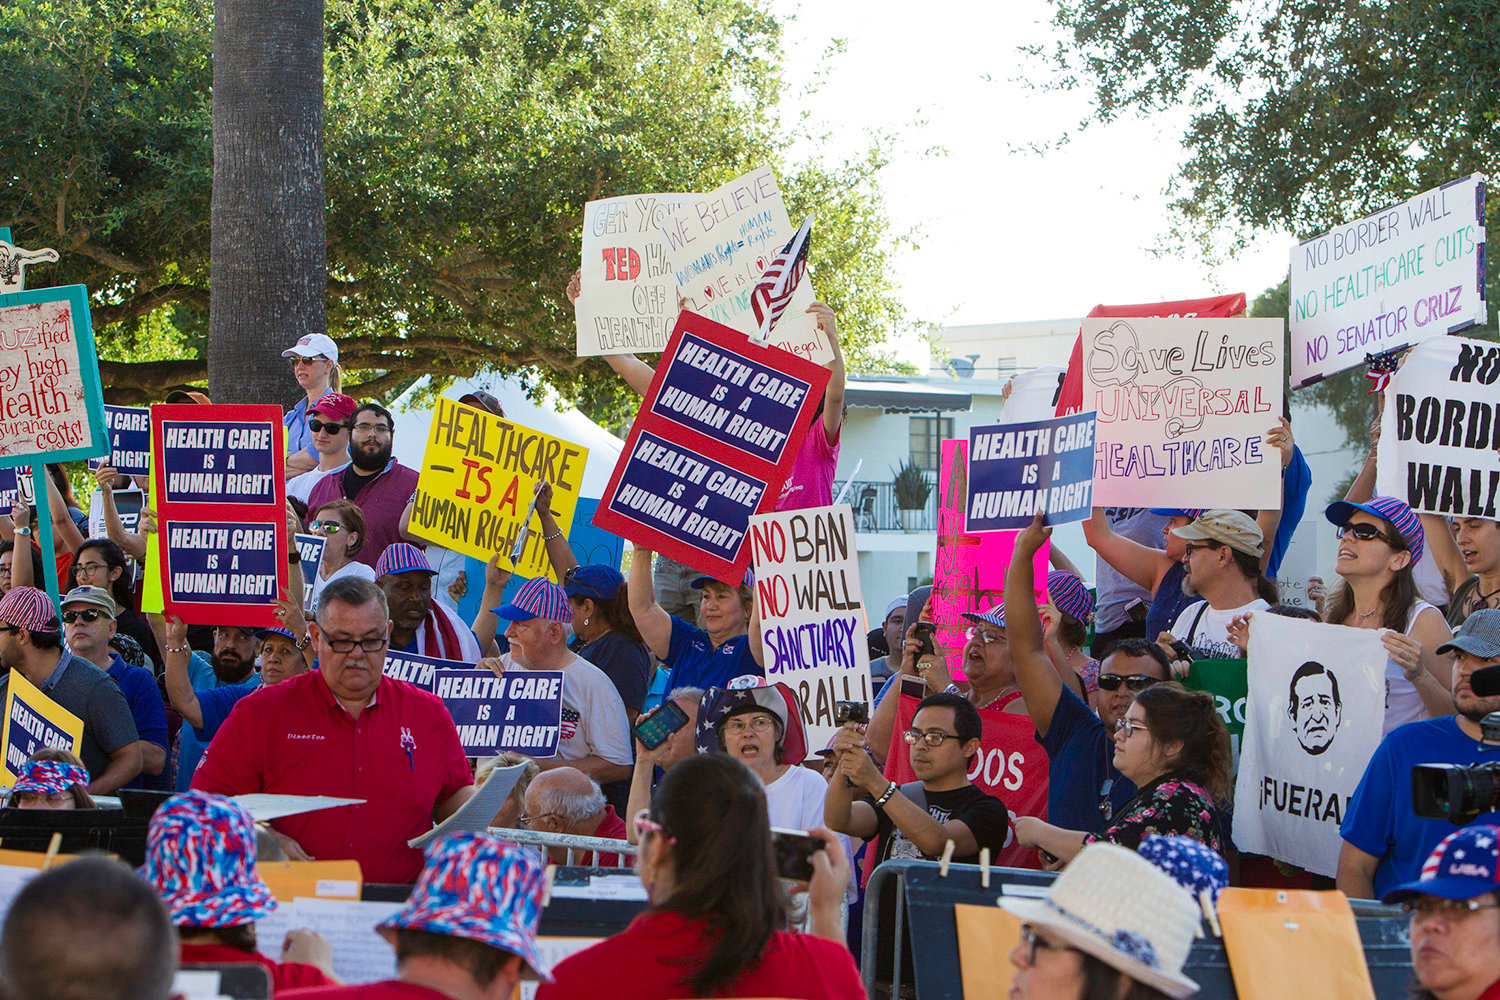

{"left": 860, "top": 860, "right": 1415, "bottom": 999}
{"left": 488, "top": 827, "right": 639, "bottom": 869}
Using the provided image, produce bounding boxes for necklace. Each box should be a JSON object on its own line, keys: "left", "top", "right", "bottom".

{"left": 974, "top": 683, "right": 1019, "bottom": 710}
{"left": 1356, "top": 607, "right": 1379, "bottom": 620}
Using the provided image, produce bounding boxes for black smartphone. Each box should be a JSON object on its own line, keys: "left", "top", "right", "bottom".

{"left": 911, "top": 621, "right": 938, "bottom": 657}
{"left": 771, "top": 828, "right": 826, "bottom": 883}
{"left": 835, "top": 700, "right": 869, "bottom": 725}
{"left": 633, "top": 700, "right": 691, "bottom": 751}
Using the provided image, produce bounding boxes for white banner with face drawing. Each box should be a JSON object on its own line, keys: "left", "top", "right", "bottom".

{"left": 1233, "top": 615, "right": 1387, "bottom": 877}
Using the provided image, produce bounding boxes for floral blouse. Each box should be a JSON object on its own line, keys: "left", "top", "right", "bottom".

{"left": 1082, "top": 772, "right": 1223, "bottom": 855}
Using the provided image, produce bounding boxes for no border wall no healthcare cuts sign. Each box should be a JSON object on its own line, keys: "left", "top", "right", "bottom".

{"left": 1081, "top": 316, "right": 1284, "bottom": 509}
{"left": 1290, "top": 174, "right": 1486, "bottom": 389}
{"left": 0, "top": 285, "right": 107, "bottom": 469}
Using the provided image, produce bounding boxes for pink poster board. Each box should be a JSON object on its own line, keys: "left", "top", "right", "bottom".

{"left": 931, "top": 439, "right": 1050, "bottom": 678}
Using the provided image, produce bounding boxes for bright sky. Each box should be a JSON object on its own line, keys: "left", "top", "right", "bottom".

{"left": 772, "top": 0, "right": 1292, "bottom": 362}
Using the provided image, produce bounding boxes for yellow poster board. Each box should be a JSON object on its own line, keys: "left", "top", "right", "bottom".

{"left": 1, "top": 671, "right": 84, "bottom": 783}
{"left": 407, "top": 397, "right": 589, "bottom": 577}
{"left": 1218, "top": 888, "right": 1376, "bottom": 1000}
{"left": 258, "top": 860, "right": 363, "bottom": 902}
{"left": 955, "top": 903, "right": 1022, "bottom": 997}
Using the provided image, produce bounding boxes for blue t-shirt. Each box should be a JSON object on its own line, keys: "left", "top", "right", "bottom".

{"left": 1341, "top": 716, "right": 1500, "bottom": 897}
{"left": 1146, "top": 562, "right": 1196, "bottom": 645}
{"left": 282, "top": 397, "right": 319, "bottom": 462}
{"left": 663, "top": 617, "right": 760, "bottom": 692}
{"left": 1267, "top": 445, "right": 1311, "bottom": 580}
{"left": 1039, "top": 685, "right": 1138, "bottom": 834}
{"left": 574, "top": 630, "right": 651, "bottom": 714}
{"left": 105, "top": 652, "right": 169, "bottom": 791}
{"left": 175, "top": 672, "right": 262, "bottom": 790}
{"left": 641, "top": 666, "right": 671, "bottom": 714}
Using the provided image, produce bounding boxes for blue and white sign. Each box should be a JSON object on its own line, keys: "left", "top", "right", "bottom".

{"left": 382, "top": 650, "right": 464, "bottom": 692}
{"left": 432, "top": 668, "right": 562, "bottom": 758}
{"left": 162, "top": 521, "right": 280, "bottom": 605}
{"left": 90, "top": 405, "right": 151, "bottom": 475}
{"left": 159, "top": 419, "right": 278, "bottom": 505}
{"left": 967, "top": 412, "right": 1097, "bottom": 531}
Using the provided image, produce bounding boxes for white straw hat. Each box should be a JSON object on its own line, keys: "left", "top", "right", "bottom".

{"left": 999, "top": 842, "right": 1202, "bottom": 997}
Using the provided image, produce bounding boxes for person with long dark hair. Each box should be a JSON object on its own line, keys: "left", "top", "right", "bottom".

{"left": 537, "top": 755, "right": 863, "bottom": 1000}
{"left": 1015, "top": 683, "right": 1229, "bottom": 863}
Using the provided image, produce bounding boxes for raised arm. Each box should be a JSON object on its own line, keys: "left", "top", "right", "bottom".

{"left": 1009, "top": 513, "right": 1065, "bottom": 736}
{"left": 809, "top": 301, "right": 845, "bottom": 443}
{"left": 533, "top": 482, "right": 577, "bottom": 582}
{"left": 1081, "top": 507, "right": 1170, "bottom": 592}
{"left": 1345, "top": 408, "right": 1381, "bottom": 504}
{"left": 157, "top": 614, "right": 203, "bottom": 729}
{"left": 569, "top": 269, "right": 656, "bottom": 396}
{"left": 92, "top": 466, "right": 147, "bottom": 563}
{"left": 1255, "top": 417, "right": 1295, "bottom": 571}
{"left": 470, "top": 553, "right": 513, "bottom": 653}
{"left": 41, "top": 468, "right": 85, "bottom": 554}
{"left": 627, "top": 546, "right": 673, "bottom": 660}
{"left": 1421, "top": 512, "right": 1468, "bottom": 597}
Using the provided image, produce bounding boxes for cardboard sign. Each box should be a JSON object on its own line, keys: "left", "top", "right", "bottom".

{"left": 748, "top": 504, "right": 872, "bottom": 750}
{"left": 1, "top": 672, "right": 83, "bottom": 782}
{"left": 294, "top": 533, "right": 324, "bottom": 604}
{"left": 594, "top": 312, "right": 829, "bottom": 580}
{"left": 86, "top": 487, "right": 144, "bottom": 541}
{"left": 1184, "top": 658, "right": 1249, "bottom": 760}
{"left": 1080, "top": 316, "right": 1283, "bottom": 509}
{"left": 1233, "top": 617, "right": 1386, "bottom": 877}
{"left": 1290, "top": 174, "right": 1487, "bottom": 389}
{"left": 151, "top": 404, "right": 288, "bottom": 627}
{"left": 576, "top": 193, "right": 696, "bottom": 356}
{"left": 966, "top": 412, "right": 1096, "bottom": 531}
{"left": 381, "top": 649, "right": 455, "bottom": 691}
{"left": 932, "top": 440, "right": 1049, "bottom": 679}
{"left": 89, "top": 405, "right": 151, "bottom": 475}
{"left": 0, "top": 285, "right": 108, "bottom": 469}
{"left": 407, "top": 397, "right": 588, "bottom": 577}
{"left": 661, "top": 166, "right": 830, "bottom": 364}
{"left": 1376, "top": 334, "right": 1500, "bottom": 517}
{"left": 431, "top": 668, "right": 562, "bottom": 758}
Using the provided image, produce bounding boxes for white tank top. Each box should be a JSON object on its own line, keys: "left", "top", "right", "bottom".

{"left": 1382, "top": 600, "right": 1437, "bottom": 735}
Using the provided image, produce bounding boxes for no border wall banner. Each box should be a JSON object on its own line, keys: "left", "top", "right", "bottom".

{"left": 576, "top": 193, "right": 696, "bottom": 357}
{"left": 1080, "top": 316, "right": 1284, "bottom": 509}
{"left": 594, "top": 311, "right": 829, "bottom": 581}
{"left": 1290, "top": 174, "right": 1486, "bottom": 389}
{"left": 151, "top": 403, "right": 288, "bottom": 628}
{"left": 1, "top": 671, "right": 83, "bottom": 783}
{"left": 1376, "top": 334, "right": 1500, "bottom": 518}
{"left": 407, "top": 398, "right": 588, "bottom": 578}
{"left": 748, "top": 503, "right": 872, "bottom": 751}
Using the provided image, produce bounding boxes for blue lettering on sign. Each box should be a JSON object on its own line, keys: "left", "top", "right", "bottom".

{"left": 160, "top": 420, "right": 277, "bottom": 505}
{"left": 6, "top": 694, "right": 74, "bottom": 773}
{"left": 650, "top": 333, "right": 811, "bottom": 463}
{"left": 967, "top": 412, "right": 1097, "bottom": 532}
{"left": 610, "top": 430, "right": 766, "bottom": 562}
{"left": 163, "top": 520, "right": 278, "bottom": 604}
{"left": 432, "top": 668, "right": 562, "bottom": 757}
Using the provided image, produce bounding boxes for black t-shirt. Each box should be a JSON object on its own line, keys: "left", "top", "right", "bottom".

{"left": 572, "top": 630, "right": 651, "bottom": 713}
{"left": 873, "top": 782, "right": 1010, "bottom": 866}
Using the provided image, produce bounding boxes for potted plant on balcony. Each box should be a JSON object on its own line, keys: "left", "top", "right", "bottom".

{"left": 892, "top": 458, "right": 931, "bottom": 532}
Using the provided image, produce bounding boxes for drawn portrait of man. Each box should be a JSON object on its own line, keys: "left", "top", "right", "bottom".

{"left": 1287, "top": 660, "right": 1342, "bottom": 756}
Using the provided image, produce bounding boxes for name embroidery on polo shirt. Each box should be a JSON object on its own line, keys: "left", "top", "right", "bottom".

{"left": 286, "top": 733, "right": 327, "bottom": 741}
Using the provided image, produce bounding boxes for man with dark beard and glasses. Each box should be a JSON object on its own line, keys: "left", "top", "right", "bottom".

{"left": 306, "top": 401, "right": 420, "bottom": 569}
{"left": 1338, "top": 609, "right": 1500, "bottom": 899}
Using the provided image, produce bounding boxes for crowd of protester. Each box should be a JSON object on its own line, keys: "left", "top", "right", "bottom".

{"left": 0, "top": 310, "right": 1496, "bottom": 1000}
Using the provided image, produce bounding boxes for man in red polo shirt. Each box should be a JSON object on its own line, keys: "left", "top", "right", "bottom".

{"left": 192, "top": 576, "right": 474, "bottom": 883}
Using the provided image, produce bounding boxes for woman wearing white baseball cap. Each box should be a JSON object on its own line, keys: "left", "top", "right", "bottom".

{"left": 280, "top": 333, "right": 343, "bottom": 477}
{"left": 1002, "top": 841, "right": 1202, "bottom": 999}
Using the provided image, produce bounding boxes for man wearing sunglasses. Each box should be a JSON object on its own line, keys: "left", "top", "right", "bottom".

{"left": 287, "top": 391, "right": 357, "bottom": 504}
{"left": 824, "top": 691, "right": 1009, "bottom": 867}
{"left": 59, "top": 586, "right": 167, "bottom": 790}
{"left": 1010, "top": 512, "right": 1171, "bottom": 835}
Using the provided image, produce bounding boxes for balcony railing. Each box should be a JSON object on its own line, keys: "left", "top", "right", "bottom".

{"left": 840, "top": 478, "right": 939, "bottom": 534}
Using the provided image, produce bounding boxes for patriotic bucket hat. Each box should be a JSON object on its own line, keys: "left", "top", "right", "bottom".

{"left": 140, "top": 791, "right": 277, "bottom": 927}
{"left": 695, "top": 680, "right": 808, "bottom": 765}
{"left": 1139, "top": 834, "right": 1229, "bottom": 906}
{"left": 10, "top": 759, "right": 89, "bottom": 798}
{"left": 1383, "top": 824, "right": 1500, "bottom": 903}
{"left": 379, "top": 833, "right": 551, "bottom": 980}
{"left": 1325, "top": 495, "right": 1425, "bottom": 562}
{"left": 1046, "top": 571, "right": 1096, "bottom": 626}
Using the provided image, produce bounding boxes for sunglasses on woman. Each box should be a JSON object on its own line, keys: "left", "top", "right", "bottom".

{"left": 308, "top": 520, "right": 344, "bottom": 534}
{"left": 1337, "top": 522, "right": 1395, "bottom": 545}
{"left": 1096, "top": 673, "right": 1161, "bottom": 692}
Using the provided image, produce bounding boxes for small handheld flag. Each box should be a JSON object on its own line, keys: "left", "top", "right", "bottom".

{"left": 750, "top": 216, "right": 813, "bottom": 341}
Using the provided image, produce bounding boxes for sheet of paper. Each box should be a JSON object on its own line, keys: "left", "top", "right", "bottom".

{"left": 0, "top": 865, "right": 40, "bottom": 926}
{"left": 408, "top": 761, "right": 526, "bottom": 849}
{"left": 519, "top": 937, "right": 603, "bottom": 999}
{"left": 255, "top": 897, "right": 403, "bottom": 985}
{"left": 233, "top": 793, "right": 364, "bottom": 821}
{"left": 548, "top": 873, "right": 647, "bottom": 901}
{"left": 171, "top": 970, "right": 227, "bottom": 1000}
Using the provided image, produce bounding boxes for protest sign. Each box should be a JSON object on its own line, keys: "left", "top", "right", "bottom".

{"left": 966, "top": 412, "right": 1095, "bottom": 531}
{"left": 89, "top": 405, "right": 151, "bottom": 475}
{"left": 748, "top": 504, "right": 871, "bottom": 750}
{"left": 1290, "top": 174, "right": 1487, "bottom": 389}
{"left": 1184, "top": 658, "right": 1248, "bottom": 759}
{"left": 932, "top": 440, "right": 1049, "bottom": 679}
{"left": 1376, "top": 334, "right": 1500, "bottom": 517}
{"left": 407, "top": 397, "right": 588, "bottom": 578}
{"left": 1080, "top": 316, "right": 1283, "bottom": 509}
{"left": 595, "top": 311, "right": 830, "bottom": 581}
{"left": 432, "top": 668, "right": 562, "bottom": 758}
{"left": 1, "top": 672, "right": 83, "bottom": 782}
{"left": 885, "top": 689, "right": 1048, "bottom": 870}
{"left": 382, "top": 649, "right": 458, "bottom": 691}
{"left": 998, "top": 366, "right": 1066, "bottom": 424}
{"left": 661, "top": 167, "right": 831, "bottom": 365}
{"left": 86, "top": 487, "right": 144, "bottom": 541}
{"left": 576, "top": 193, "right": 695, "bottom": 357}
{"left": 151, "top": 404, "right": 288, "bottom": 627}
{"left": 1234, "top": 617, "right": 1386, "bottom": 877}
{"left": 295, "top": 533, "right": 325, "bottom": 604}
{"left": 0, "top": 468, "right": 29, "bottom": 512}
{"left": 0, "top": 285, "right": 107, "bottom": 469}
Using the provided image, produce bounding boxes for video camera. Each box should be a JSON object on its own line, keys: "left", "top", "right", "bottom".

{"left": 1412, "top": 711, "right": 1500, "bottom": 824}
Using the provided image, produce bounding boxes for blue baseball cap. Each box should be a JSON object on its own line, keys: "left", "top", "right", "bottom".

{"left": 562, "top": 565, "right": 623, "bottom": 602}
{"left": 1150, "top": 508, "right": 1207, "bottom": 519}
{"left": 254, "top": 627, "right": 297, "bottom": 642}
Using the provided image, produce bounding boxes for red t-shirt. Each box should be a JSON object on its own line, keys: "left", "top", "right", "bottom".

{"left": 283, "top": 981, "right": 449, "bottom": 998}
{"left": 535, "top": 910, "right": 864, "bottom": 1000}
{"left": 191, "top": 670, "right": 473, "bottom": 883}
{"left": 180, "top": 941, "right": 333, "bottom": 993}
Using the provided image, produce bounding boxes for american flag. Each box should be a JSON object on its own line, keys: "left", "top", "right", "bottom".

{"left": 1365, "top": 349, "right": 1401, "bottom": 394}
{"left": 750, "top": 215, "right": 814, "bottom": 340}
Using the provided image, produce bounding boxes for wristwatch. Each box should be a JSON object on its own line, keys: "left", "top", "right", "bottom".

{"left": 295, "top": 633, "right": 312, "bottom": 650}
{"left": 14, "top": 526, "right": 30, "bottom": 537}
